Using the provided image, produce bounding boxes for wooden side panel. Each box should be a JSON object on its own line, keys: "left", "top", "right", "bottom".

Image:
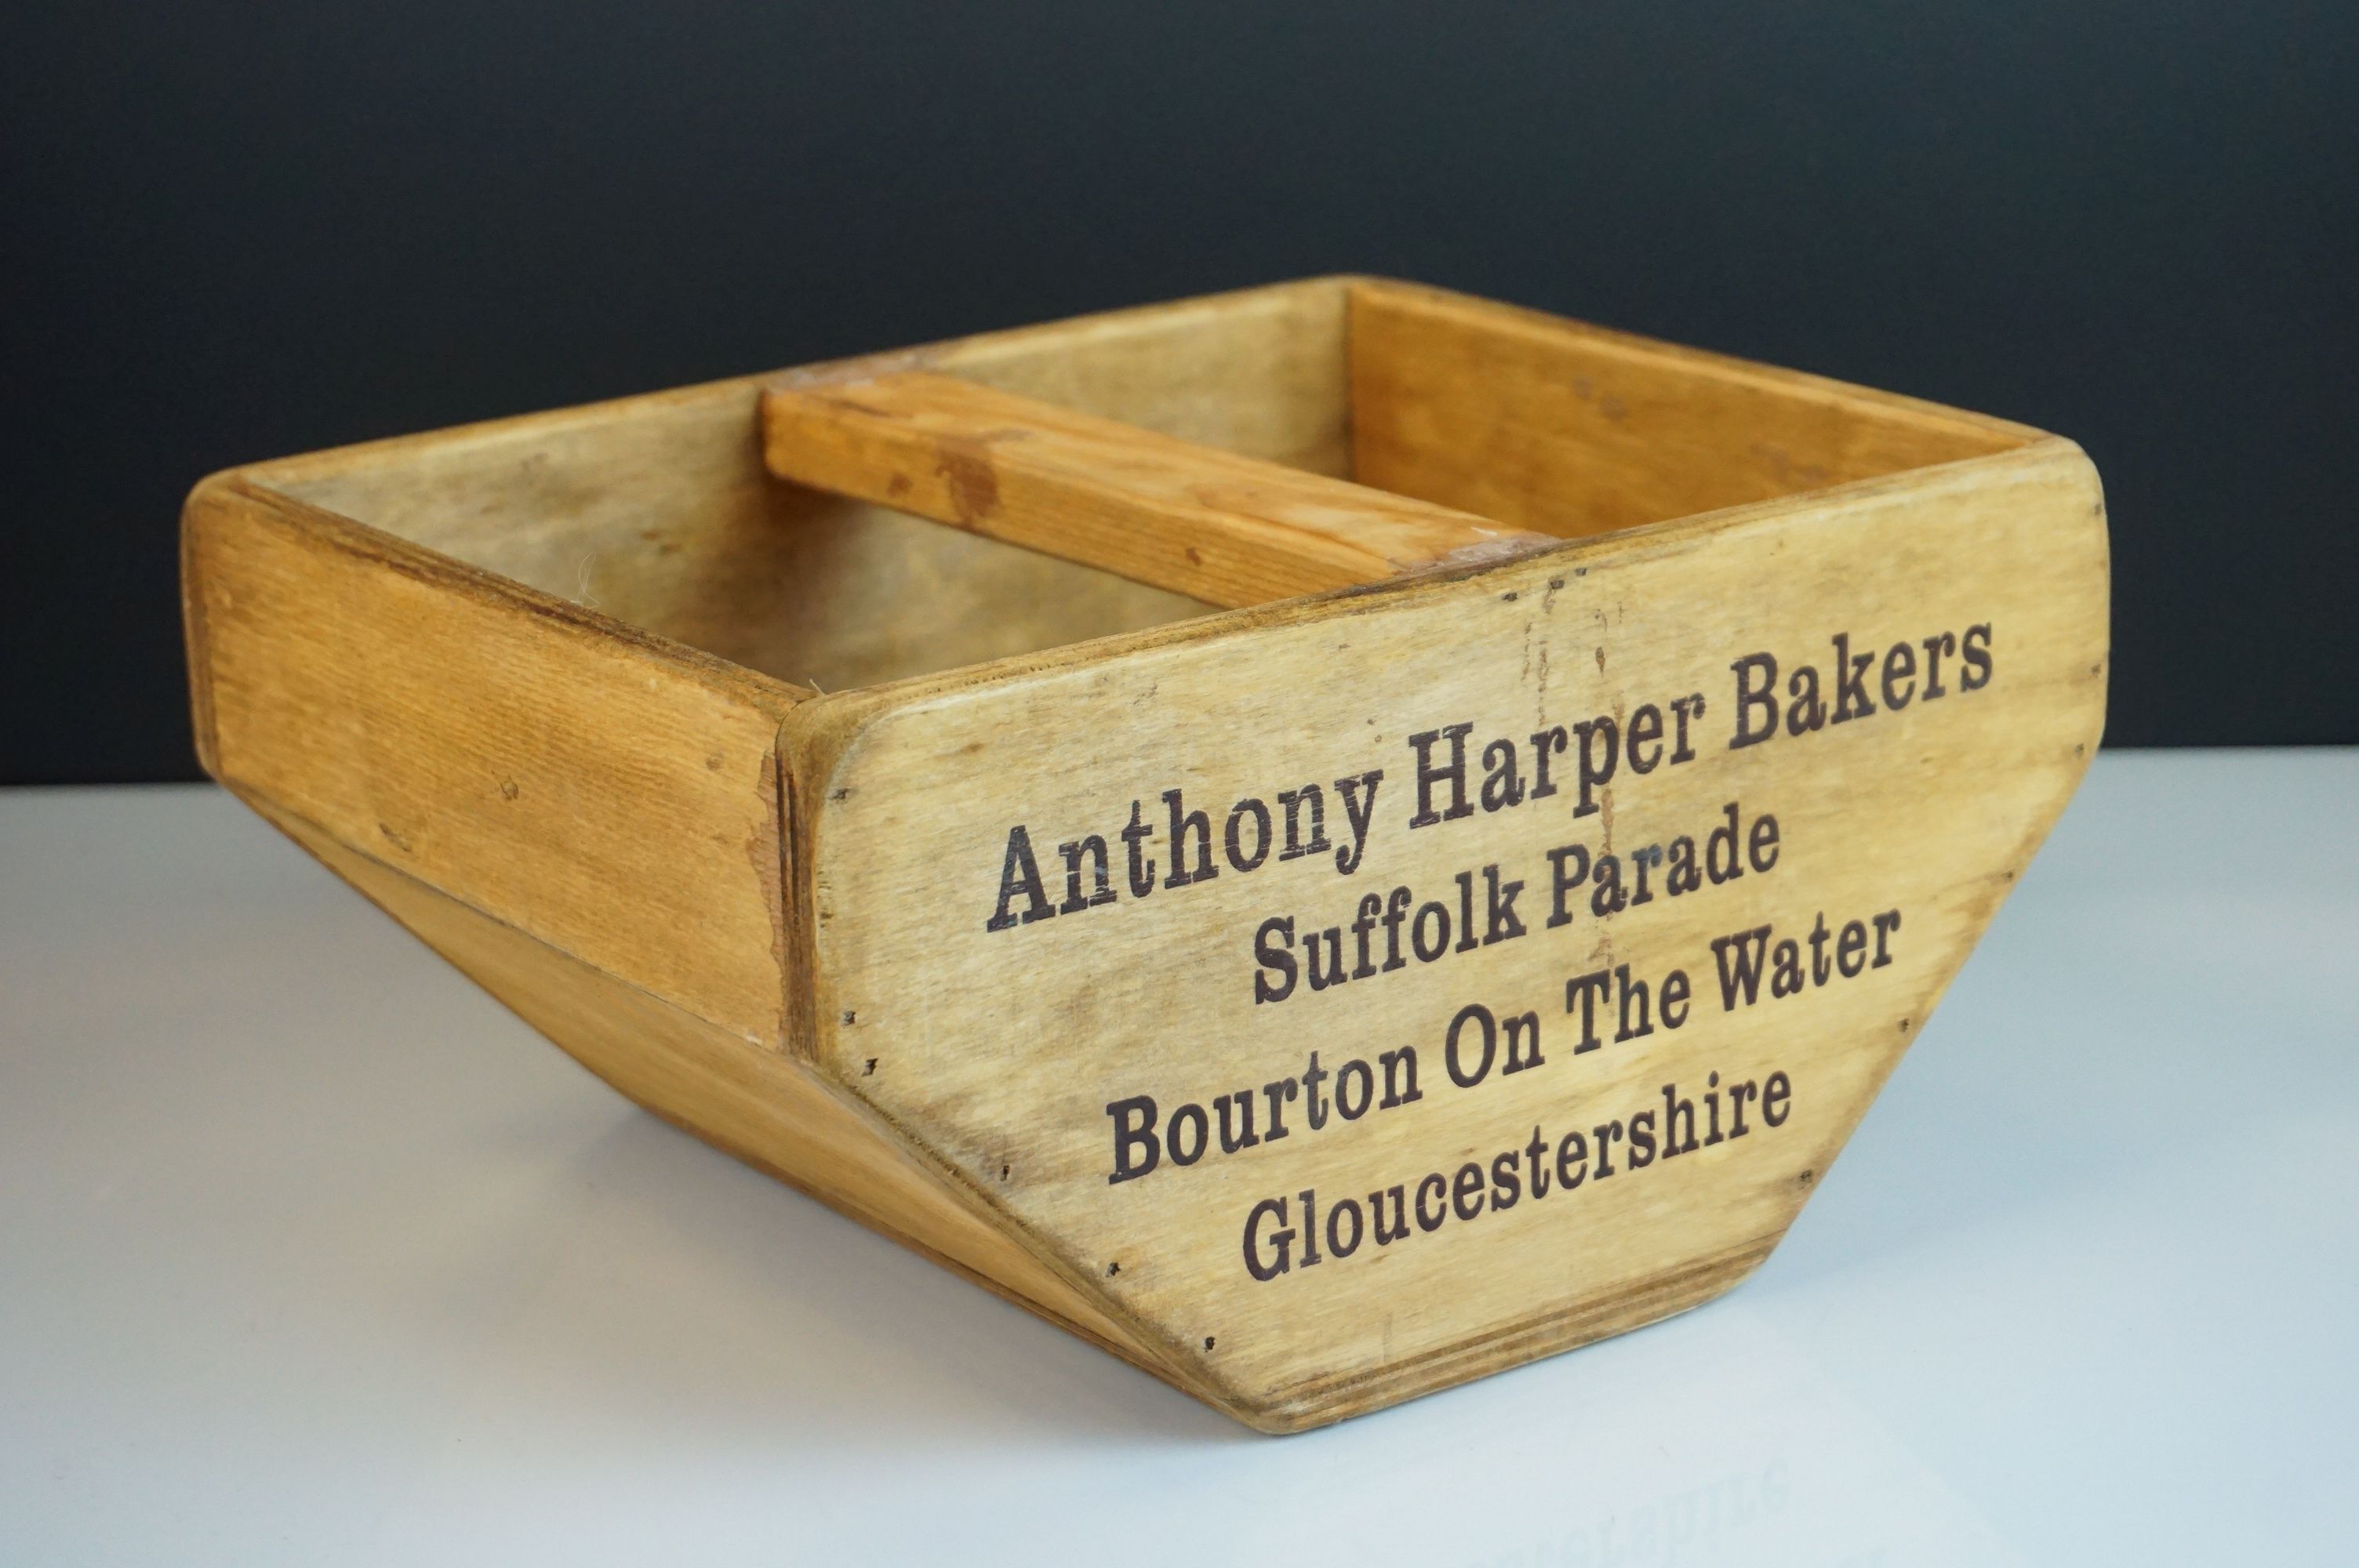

{"left": 245, "top": 793, "right": 1180, "bottom": 1385}
{"left": 1349, "top": 279, "right": 2037, "bottom": 539}
{"left": 185, "top": 476, "right": 803, "bottom": 1046}
{"left": 788, "top": 440, "right": 2107, "bottom": 1428}
{"left": 763, "top": 372, "right": 1550, "bottom": 608}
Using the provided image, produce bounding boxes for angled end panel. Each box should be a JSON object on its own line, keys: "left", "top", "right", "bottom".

{"left": 242, "top": 789, "right": 1216, "bottom": 1403}
{"left": 784, "top": 436, "right": 2107, "bottom": 1428}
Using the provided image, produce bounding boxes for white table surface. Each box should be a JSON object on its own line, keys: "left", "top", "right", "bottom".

{"left": 4, "top": 750, "right": 2354, "bottom": 1565}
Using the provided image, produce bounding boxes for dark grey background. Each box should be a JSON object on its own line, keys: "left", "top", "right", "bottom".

{"left": 6, "top": 1, "right": 2354, "bottom": 783}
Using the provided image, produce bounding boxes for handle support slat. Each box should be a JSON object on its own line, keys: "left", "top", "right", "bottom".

{"left": 761, "top": 371, "right": 1550, "bottom": 608}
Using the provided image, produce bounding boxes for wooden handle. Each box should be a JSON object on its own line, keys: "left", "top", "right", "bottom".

{"left": 760, "top": 370, "right": 1551, "bottom": 608}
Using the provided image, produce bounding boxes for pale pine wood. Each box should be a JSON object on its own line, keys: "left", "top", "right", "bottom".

{"left": 184, "top": 474, "right": 806, "bottom": 1044}
{"left": 1348, "top": 278, "right": 2038, "bottom": 538}
{"left": 762, "top": 370, "right": 1553, "bottom": 608}
{"left": 184, "top": 278, "right": 2110, "bottom": 1432}
{"left": 919, "top": 275, "right": 1353, "bottom": 475}
{"left": 232, "top": 280, "right": 1353, "bottom": 695}
{"left": 251, "top": 380, "right": 1210, "bottom": 698}
{"left": 783, "top": 436, "right": 2106, "bottom": 1428}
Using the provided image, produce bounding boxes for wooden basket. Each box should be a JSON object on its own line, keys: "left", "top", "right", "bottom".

{"left": 181, "top": 278, "right": 2107, "bottom": 1432}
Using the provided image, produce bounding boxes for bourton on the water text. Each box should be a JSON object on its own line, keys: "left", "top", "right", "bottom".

{"left": 981, "top": 623, "right": 1994, "bottom": 1281}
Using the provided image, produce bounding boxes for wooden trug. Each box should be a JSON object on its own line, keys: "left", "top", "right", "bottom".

{"left": 182, "top": 278, "right": 2107, "bottom": 1432}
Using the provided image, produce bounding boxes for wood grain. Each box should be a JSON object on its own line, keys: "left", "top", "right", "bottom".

{"left": 184, "top": 474, "right": 805, "bottom": 1045}
{"left": 1349, "top": 278, "right": 2037, "bottom": 539}
{"left": 763, "top": 370, "right": 1553, "bottom": 608}
{"left": 250, "top": 379, "right": 1212, "bottom": 698}
{"left": 921, "top": 275, "right": 1352, "bottom": 475}
{"left": 785, "top": 437, "right": 2106, "bottom": 1428}
{"left": 183, "top": 277, "right": 2110, "bottom": 1432}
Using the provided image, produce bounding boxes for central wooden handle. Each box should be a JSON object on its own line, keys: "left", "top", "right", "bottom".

{"left": 760, "top": 370, "right": 1552, "bottom": 608}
